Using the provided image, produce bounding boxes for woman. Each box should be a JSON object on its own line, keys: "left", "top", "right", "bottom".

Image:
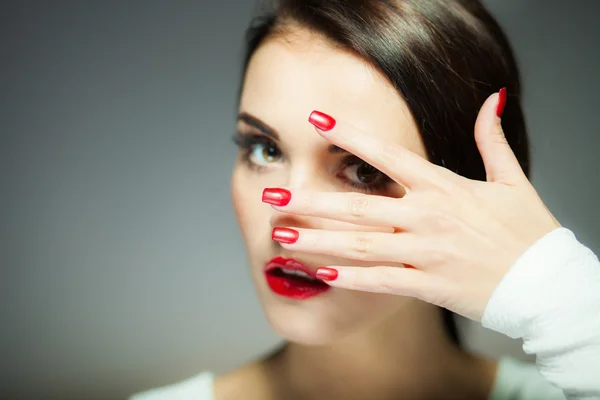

{"left": 132, "top": 0, "right": 600, "bottom": 398}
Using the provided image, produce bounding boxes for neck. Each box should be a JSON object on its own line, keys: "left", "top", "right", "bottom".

{"left": 263, "top": 300, "right": 495, "bottom": 400}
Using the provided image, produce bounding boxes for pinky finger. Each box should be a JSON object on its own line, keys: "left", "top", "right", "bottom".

{"left": 316, "top": 265, "right": 429, "bottom": 298}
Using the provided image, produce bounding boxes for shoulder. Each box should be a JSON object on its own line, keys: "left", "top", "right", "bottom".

{"left": 129, "top": 371, "right": 214, "bottom": 400}
{"left": 490, "top": 357, "right": 565, "bottom": 400}
{"left": 128, "top": 362, "right": 269, "bottom": 400}
{"left": 213, "top": 362, "right": 272, "bottom": 400}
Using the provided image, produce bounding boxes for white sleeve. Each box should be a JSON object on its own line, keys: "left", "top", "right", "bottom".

{"left": 129, "top": 372, "right": 214, "bottom": 400}
{"left": 482, "top": 227, "right": 600, "bottom": 400}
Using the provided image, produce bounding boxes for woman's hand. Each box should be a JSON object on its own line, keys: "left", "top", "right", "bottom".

{"left": 264, "top": 90, "right": 561, "bottom": 321}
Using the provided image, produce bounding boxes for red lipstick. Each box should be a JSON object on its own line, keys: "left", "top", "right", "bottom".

{"left": 264, "top": 256, "right": 331, "bottom": 300}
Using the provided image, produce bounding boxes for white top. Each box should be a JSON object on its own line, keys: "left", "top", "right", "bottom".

{"left": 131, "top": 228, "right": 600, "bottom": 399}
{"left": 130, "top": 358, "right": 567, "bottom": 400}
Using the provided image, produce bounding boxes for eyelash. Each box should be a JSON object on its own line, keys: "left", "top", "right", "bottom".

{"left": 232, "top": 133, "right": 393, "bottom": 194}
{"left": 337, "top": 157, "right": 392, "bottom": 193}
{"left": 232, "top": 133, "right": 276, "bottom": 172}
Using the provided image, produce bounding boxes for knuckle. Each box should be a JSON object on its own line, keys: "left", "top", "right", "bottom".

{"left": 428, "top": 211, "right": 456, "bottom": 232}
{"left": 350, "top": 233, "right": 373, "bottom": 260}
{"left": 492, "top": 130, "right": 509, "bottom": 145}
{"left": 376, "top": 270, "right": 396, "bottom": 293}
{"left": 437, "top": 180, "right": 463, "bottom": 197}
{"left": 426, "top": 246, "right": 447, "bottom": 266}
{"left": 349, "top": 196, "right": 370, "bottom": 219}
{"left": 476, "top": 130, "right": 509, "bottom": 147}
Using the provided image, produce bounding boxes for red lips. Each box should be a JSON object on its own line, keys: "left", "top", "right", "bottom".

{"left": 264, "top": 256, "right": 330, "bottom": 300}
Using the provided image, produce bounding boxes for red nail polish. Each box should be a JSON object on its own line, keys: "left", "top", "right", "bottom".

{"left": 262, "top": 188, "right": 291, "bottom": 206}
{"left": 496, "top": 88, "right": 507, "bottom": 118}
{"left": 308, "top": 111, "right": 336, "bottom": 131}
{"left": 272, "top": 228, "right": 299, "bottom": 244}
{"left": 316, "top": 267, "right": 338, "bottom": 281}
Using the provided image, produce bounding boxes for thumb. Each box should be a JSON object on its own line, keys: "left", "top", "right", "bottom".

{"left": 474, "top": 88, "right": 525, "bottom": 184}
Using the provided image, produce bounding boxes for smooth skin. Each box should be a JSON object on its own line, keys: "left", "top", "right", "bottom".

{"left": 222, "top": 26, "right": 536, "bottom": 400}
{"left": 271, "top": 92, "right": 561, "bottom": 322}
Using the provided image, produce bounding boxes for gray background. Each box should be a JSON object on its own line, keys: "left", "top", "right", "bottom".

{"left": 1, "top": 1, "right": 598, "bottom": 399}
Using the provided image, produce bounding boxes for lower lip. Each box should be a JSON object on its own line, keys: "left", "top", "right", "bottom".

{"left": 264, "top": 258, "right": 331, "bottom": 300}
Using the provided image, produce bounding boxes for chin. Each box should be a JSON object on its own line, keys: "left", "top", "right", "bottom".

{"left": 261, "top": 301, "right": 346, "bottom": 346}
{"left": 249, "top": 257, "right": 358, "bottom": 345}
{"left": 249, "top": 259, "right": 406, "bottom": 346}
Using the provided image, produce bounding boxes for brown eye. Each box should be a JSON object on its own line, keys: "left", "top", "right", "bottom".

{"left": 249, "top": 142, "right": 282, "bottom": 165}
{"left": 341, "top": 161, "right": 386, "bottom": 186}
{"left": 355, "top": 163, "right": 381, "bottom": 184}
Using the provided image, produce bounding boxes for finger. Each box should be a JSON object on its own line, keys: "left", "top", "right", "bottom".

{"left": 264, "top": 188, "right": 420, "bottom": 229}
{"left": 272, "top": 227, "right": 423, "bottom": 265}
{"left": 315, "top": 265, "right": 430, "bottom": 298}
{"left": 308, "top": 111, "right": 446, "bottom": 191}
{"left": 474, "top": 89, "right": 526, "bottom": 184}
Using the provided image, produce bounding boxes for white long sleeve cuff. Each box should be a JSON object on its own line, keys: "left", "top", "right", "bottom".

{"left": 482, "top": 227, "right": 600, "bottom": 399}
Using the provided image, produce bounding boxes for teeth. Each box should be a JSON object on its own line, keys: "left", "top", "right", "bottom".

{"left": 280, "top": 268, "right": 315, "bottom": 280}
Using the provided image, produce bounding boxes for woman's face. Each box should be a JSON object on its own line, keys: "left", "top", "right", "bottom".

{"left": 232, "top": 26, "right": 428, "bottom": 345}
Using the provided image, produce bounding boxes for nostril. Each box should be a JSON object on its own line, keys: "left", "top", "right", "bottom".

{"left": 269, "top": 213, "right": 313, "bottom": 230}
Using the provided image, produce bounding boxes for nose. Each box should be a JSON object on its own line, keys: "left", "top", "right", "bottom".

{"left": 267, "top": 161, "right": 396, "bottom": 235}
{"left": 268, "top": 160, "right": 327, "bottom": 230}
{"left": 287, "top": 158, "right": 329, "bottom": 193}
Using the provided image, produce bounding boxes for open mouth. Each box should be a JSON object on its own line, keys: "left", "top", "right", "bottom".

{"left": 264, "top": 257, "right": 331, "bottom": 300}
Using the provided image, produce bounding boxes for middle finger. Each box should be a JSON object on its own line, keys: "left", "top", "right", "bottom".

{"left": 264, "top": 188, "right": 420, "bottom": 229}
{"left": 271, "top": 227, "right": 423, "bottom": 266}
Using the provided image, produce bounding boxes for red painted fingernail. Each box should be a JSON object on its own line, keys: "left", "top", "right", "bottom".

{"left": 308, "top": 111, "right": 336, "bottom": 131}
{"left": 496, "top": 88, "right": 507, "bottom": 118}
{"left": 262, "top": 188, "right": 291, "bottom": 206}
{"left": 316, "top": 267, "right": 338, "bottom": 281}
{"left": 272, "top": 227, "right": 299, "bottom": 244}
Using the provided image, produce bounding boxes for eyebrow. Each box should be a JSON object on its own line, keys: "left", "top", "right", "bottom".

{"left": 237, "top": 112, "right": 348, "bottom": 155}
{"left": 237, "top": 112, "right": 278, "bottom": 140}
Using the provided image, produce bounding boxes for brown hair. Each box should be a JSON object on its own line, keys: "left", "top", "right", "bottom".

{"left": 240, "top": 0, "right": 529, "bottom": 345}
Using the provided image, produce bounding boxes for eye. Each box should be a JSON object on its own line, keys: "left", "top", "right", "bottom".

{"left": 337, "top": 158, "right": 392, "bottom": 193}
{"left": 342, "top": 162, "right": 384, "bottom": 184}
{"left": 232, "top": 134, "right": 284, "bottom": 171}
{"left": 249, "top": 141, "right": 282, "bottom": 166}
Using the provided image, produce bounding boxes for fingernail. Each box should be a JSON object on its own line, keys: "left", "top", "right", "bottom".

{"left": 496, "top": 88, "right": 507, "bottom": 118}
{"left": 308, "top": 111, "right": 336, "bottom": 131}
{"left": 316, "top": 267, "right": 338, "bottom": 281}
{"left": 262, "top": 188, "right": 291, "bottom": 206}
{"left": 272, "top": 227, "right": 299, "bottom": 244}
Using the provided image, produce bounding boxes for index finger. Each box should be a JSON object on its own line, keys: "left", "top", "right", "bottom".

{"left": 308, "top": 110, "right": 444, "bottom": 190}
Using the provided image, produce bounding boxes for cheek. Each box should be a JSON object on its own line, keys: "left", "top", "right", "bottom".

{"left": 231, "top": 166, "right": 269, "bottom": 247}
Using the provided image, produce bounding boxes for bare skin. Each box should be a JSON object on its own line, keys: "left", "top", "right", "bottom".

{"left": 215, "top": 303, "right": 498, "bottom": 399}
{"left": 220, "top": 26, "right": 501, "bottom": 400}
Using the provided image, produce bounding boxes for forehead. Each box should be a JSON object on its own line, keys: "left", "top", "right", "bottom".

{"left": 239, "top": 26, "right": 424, "bottom": 154}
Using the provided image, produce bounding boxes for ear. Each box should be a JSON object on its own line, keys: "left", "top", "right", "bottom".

{"left": 474, "top": 89, "right": 525, "bottom": 184}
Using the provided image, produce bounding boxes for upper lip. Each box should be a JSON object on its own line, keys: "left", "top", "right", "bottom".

{"left": 264, "top": 256, "right": 318, "bottom": 278}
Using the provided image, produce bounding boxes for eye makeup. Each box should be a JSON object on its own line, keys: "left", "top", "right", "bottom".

{"left": 232, "top": 132, "right": 393, "bottom": 194}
